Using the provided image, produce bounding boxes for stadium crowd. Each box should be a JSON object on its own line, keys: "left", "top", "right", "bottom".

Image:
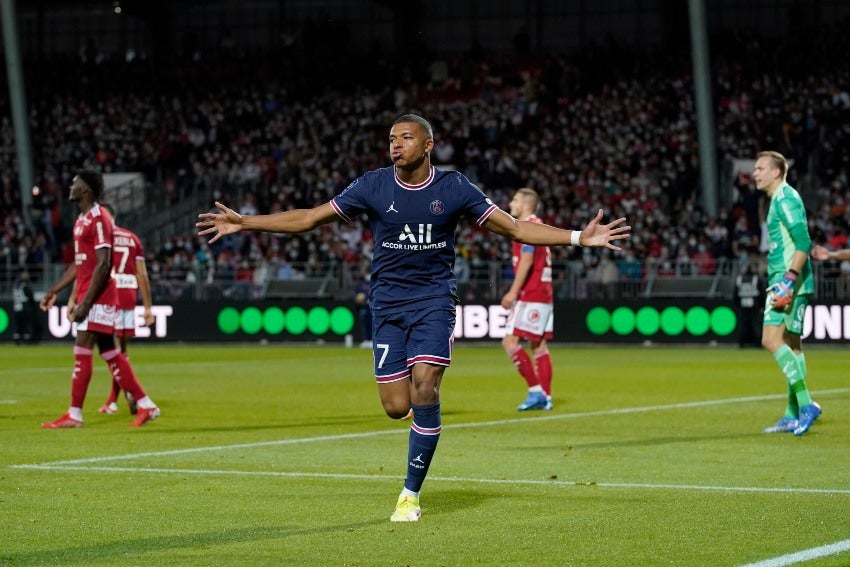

{"left": 3, "top": 23, "right": 850, "bottom": 300}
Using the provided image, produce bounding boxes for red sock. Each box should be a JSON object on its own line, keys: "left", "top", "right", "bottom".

{"left": 70, "top": 346, "right": 94, "bottom": 409}
{"left": 105, "top": 375, "right": 121, "bottom": 404}
{"left": 101, "top": 349, "right": 146, "bottom": 401}
{"left": 534, "top": 350, "right": 553, "bottom": 396}
{"left": 509, "top": 345, "right": 539, "bottom": 388}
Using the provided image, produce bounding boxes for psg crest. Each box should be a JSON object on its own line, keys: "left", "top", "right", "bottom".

{"left": 429, "top": 200, "right": 445, "bottom": 215}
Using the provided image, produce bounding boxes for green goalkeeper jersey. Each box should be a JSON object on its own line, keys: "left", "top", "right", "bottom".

{"left": 765, "top": 182, "right": 813, "bottom": 293}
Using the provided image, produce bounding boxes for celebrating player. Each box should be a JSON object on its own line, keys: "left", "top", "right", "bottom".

{"left": 754, "top": 151, "right": 821, "bottom": 436}
{"left": 500, "top": 188, "right": 555, "bottom": 411}
{"left": 40, "top": 170, "right": 160, "bottom": 428}
{"left": 197, "top": 114, "right": 630, "bottom": 521}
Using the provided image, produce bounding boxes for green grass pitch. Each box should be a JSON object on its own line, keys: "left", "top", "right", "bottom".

{"left": 1, "top": 343, "right": 849, "bottom": 566}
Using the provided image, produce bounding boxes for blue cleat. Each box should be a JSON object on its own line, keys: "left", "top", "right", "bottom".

{"left": 763, "top": 415, "right": 798, "bottom": 433}
{"left": 517, "top": 391, "right": 548, "bottom": 411}
{"left": 543, "top": 396, "right": 553, "bottom": 411}
{"left": 793, "top": 403, "right": 822, "bottom": 436}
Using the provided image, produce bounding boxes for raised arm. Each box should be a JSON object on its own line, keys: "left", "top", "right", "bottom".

{"left": 197, "top": 201, "right": 340, "bottom": 243}
{"left": 483, "top": 208, "right": 630, "bottom": 251}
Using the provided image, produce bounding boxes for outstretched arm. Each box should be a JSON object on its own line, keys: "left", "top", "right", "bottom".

{"left": 197, "top": 201, "right": 340, "bottom": 243}
{"left": 812, "top": 244, "right": 850, "bottom": 262}
{"left": 483, "top": 208, "right": 630, "bottom": 251}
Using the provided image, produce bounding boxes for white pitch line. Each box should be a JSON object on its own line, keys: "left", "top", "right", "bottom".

{"left": 12, "top": 387, "right": 850, "bottom": 469}
{"left": 738, "top": 538, "right": 850, "bottom": 567}
{"left": 13, "top": 464, "right": 850, "bottom": 496}
{"left": 0, "top": 400, "right": 17, "bottom": 404}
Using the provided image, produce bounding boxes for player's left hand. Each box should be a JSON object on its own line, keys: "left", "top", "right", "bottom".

{"left": 580, "top": 209, "right": 631, "bottom": 251}
{"left": 196, "top": 202, "right": 244, "bottom": 244}
{"left": 768, "top": 269, "right": 797, "bottom": 311}
{"left": 143, "top": 308, "right": 154, "bottom": 327}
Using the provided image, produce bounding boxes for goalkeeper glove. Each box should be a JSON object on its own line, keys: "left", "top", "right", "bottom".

{"left": 769, "top": 269, "right": 798, "bottom": 311}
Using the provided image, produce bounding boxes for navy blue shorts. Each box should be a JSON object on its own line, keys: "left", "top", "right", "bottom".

{"left": 371, "top": 305, "right": 455, "bottom": 384}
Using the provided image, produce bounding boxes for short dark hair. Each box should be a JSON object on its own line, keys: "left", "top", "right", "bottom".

{"left": 77, "top": 169, "right": 105, "bottom": 200}
{"left": 393, "top": 113, "right": 433, "bottom": 139}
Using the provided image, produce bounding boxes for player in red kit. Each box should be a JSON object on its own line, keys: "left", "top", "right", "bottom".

{"left": 92, "top": 204, "right": 154, "bottom": 415}
{"left": 39, "top": 170, "right": 160, "bottom": 428}
{"left": 500, "top": 188, "right": 555, "bottom": 411}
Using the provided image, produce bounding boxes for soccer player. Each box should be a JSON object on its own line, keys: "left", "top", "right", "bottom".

{"left": 754, "top": 151, "right": 821, "bottom": 436}
{"left": 39, "top": 170, "right": 160, "bottom": 428}
{"left": 500, "top": 188, "right": 555, "bottom": 411}
{"left": 97, "top": 203, "right": 154, "bottom": 415}
{"left": 197, "top": 114, "right": 630, "bottom": 521}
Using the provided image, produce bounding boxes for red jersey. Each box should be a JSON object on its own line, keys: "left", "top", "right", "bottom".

{"left": 112, "top": 226, "right": 146, "bottom": 310}
{"left": 511, "top": 215, "right": 553, "bottom": 303}
{"left": 73, "top": 203, "right": 118, "bottom": 306}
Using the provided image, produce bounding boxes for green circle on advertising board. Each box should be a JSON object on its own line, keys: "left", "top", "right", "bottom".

{"left": 241, "top": 307, "right": 263, "bottom": 334}
{"left": 330, "top": 306, "right": 355, "bottom": 335}
{"left": 217, "top": 307, "right": 240, "bottom": 334}
{"left": 710, "top": 306, "right": 737, "bottom": 336}
{"left": 307, "top": 307, "right": 330, "bottom": 335}
{"left": 263, "top": 307, "right": 285, "bottom": 334}
{"left": 285, "top": 307, "right": 308, "bottom": 335}
{"left": 610, "top": 306, "right": 636, "bottom": 335}
{"left": 0, "top": 308, "right": 8, "bottom": 333}
{"left": 586, "top": 307, "right": 611, "bottom": 335}
{"left": 660, "top": 307, "right": 686, "bottom": 335}
{"left": 685, "top": 306, "right": 711, "bottom": 336}
{"left": 635, "top": 307, "right": 661, "bottom": 335}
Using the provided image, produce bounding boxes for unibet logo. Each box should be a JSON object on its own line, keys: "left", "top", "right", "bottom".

{"left": 585, "top": 306, "right": 736, "bottom": 337}
{"left": 217, "top": 306, "right": 354, "bottom": 336}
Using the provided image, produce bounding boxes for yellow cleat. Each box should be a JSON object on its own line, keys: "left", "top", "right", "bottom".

{"left": 390, "top": 494, "right": 421, "bottom": 522}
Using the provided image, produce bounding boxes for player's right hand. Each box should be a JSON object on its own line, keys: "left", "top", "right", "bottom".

{"left": 196, "top": 202, "right": 244, "bottom": 243}
{"left": 39, "top": 292, "right": 56, "bottom": 312}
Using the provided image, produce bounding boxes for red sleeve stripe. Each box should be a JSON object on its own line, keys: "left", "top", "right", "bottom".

{"left": 476, "top": 204, "right": 499, "bottom": 227}
{"left": 330, "top": 199, "right": 351, "bottom": 223}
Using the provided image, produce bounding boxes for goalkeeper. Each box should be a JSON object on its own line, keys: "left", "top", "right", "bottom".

{"left": 754, "top": 150, "right": 820, "bottom": 436}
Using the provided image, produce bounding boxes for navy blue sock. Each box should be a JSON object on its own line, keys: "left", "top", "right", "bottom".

{"left": 404, "top": 402, "right": 441, "bottom": 492}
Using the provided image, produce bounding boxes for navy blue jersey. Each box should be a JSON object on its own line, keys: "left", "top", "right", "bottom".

{"left": 331, "top": 166, "right": 499, "bottom": 314}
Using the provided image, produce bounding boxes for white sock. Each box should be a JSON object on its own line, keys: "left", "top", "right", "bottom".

{"left": 401, "top": 488, "right": 419, "bottom": 499}
{"left": 529, "top": 385, "right": 544, "bottom": 393}
{"left": 136, "top": 396, "right": 156, "bottom": 409}
{"left": 68, "top": 407, "right": 83, "bottom": 421}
